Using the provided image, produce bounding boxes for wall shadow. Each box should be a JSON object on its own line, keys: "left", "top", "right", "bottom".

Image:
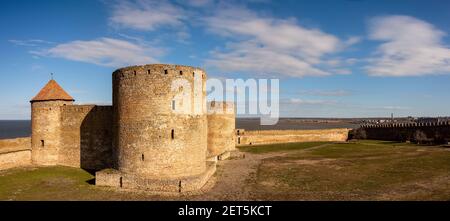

{"left": 79, "top": 106, "right": 113, "bottom": 172}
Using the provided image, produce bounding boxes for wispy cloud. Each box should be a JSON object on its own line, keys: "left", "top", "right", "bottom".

{"left": 299, "top": 89, "right": 352, "bottom": 97}
{"left": 366, "top": 15, "right": 450, "bottom": 77}
{"left": 32, "top": 37, "right": 164, "bottom": 68}
{"left": 203, "top": 6, "right": 356, "bottom": 77}
{"left": 182, "top": 0, "right": 214, "bottom": 7}
{"left": 9, "top": 39, "right": 53, "bottom": 47}
{"left": 109, "top": 0, "right": 185, "bottom": 31}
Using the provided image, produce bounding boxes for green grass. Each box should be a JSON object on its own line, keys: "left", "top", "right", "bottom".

{"left": 238, "top": 141, "right": 329, "bottom": 154}
{"left": 0, "top": 166, "right": 96, "bottom": 200}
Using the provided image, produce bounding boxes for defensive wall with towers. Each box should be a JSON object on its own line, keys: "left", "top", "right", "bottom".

{"left": 25, "top": 64, "right": 236, "bottom": 193}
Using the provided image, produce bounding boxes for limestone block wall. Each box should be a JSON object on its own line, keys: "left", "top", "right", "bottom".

{"left": 59, "top": 105, "right": 113, "bottom": 170}
{"left": 236, "top": 128, "right": 351, "bottom": 146}
{"left": 112, "top": 64, "right": 208, "bottom": 179}
{"left": 0, "top": 137, "right": 31, "bottom": 170}
{"left": 207, "top": 101, "right": 236, "bottom": 157}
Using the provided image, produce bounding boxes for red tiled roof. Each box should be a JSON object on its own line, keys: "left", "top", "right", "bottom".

{"left": 31, "top": 80, "right": 74, "bottom": 102}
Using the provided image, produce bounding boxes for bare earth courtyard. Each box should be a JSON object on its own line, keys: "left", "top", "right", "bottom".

{"left": 1, "top": 140, "right": 450, "bottom": 201}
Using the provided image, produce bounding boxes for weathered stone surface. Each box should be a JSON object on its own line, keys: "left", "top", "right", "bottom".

{"left": 236, "top": 128, "right": 351, "bottom": 146}
{"left": 31, "top": 100, "right": 73, "bottom": 165}
{"left": 112, "top": 64, "right": 208, "bottom": 179}
{"left": 0, "top": 137, "right": 31, "bottom": 170}
{"left": 96, "top": 162, "right": 216, "bottom": 193}
{"left": 60, "top": 105, "right": 113, "bottom": 170}
{"left": 207, "top": 101, "right": 236, "bottom": 158}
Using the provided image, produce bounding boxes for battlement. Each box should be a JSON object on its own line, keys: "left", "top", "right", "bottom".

{"left": 361, "top": 121, "right": 450, "bottom": 128}
{"left": 113, "top": 64, "right": 206, "bottom": 81}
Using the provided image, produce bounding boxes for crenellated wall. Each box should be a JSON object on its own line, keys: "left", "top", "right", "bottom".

{"left": 236, "top": 128, "right": 351, "bottom": 146}
{"left": 357, "top": 122, "right": 450, "bottom": 143}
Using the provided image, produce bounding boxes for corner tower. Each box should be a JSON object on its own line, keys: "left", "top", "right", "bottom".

{"left": 112, "top": 64, "right": 207, "bottom": 179}
{"left": 30, "top": 80, "right": 74, "bottom": 165}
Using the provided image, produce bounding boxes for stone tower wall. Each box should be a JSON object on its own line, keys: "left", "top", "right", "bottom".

{"left": 207, "top": 101, "right": 236, "bottom": 157}
{"left": 113, "top": 64, "right": 207, "bottom": 179}
{"left": 31, "top": 100, "right": 73, "bottom": 165}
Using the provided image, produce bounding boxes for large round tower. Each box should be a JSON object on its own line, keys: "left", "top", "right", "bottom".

{"left": 112, "top": 64, "right": 207, "bottom": 179}
{"left": 30, "top": 80, "right": 74, "bottom": 165}
{"left": 207, "top": 101, "right": 236, "bottom": 159}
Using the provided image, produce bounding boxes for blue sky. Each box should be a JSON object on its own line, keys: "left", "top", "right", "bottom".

{"left": 1, "top": 0, "right": 450, "bottom": 119}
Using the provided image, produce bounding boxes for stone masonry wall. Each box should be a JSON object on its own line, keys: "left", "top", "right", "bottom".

{"left": 0, "top": 137, "right": 31, "bottom": 170}
{"left": 60, "top": 105, "right": 113, "bottom": 170}
{"left": 236, "top": 128, "right": 351, "bottom": 146}
{"left": 207, "top": 101, "right": 236, "bottom": 157}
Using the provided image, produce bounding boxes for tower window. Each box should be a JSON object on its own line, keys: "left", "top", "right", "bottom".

{"left": 238, "top": 137, "right": 240, "bottom": 144}
{"left": 171, "top": 129, "right": 175, "bottom": 139}
{"left": 172, "top": 100, "right": 176, "bottom": 110}
{"left": 147, "top": 69, "right": 151, "bottom": 74}
{"left": 41, "top": 140, "right": 45, "bottom": 147}
{"left": 141, "top": 154, "right": 144, "bottom": 161}
{"left": 164, "top": 69, "right": 168, "bottom": 75}
{"left": 119, "top": 177, "right": 123, "bottom": 188}
{"left": 193, "top": 72, "right": 195, "bottom": 77}
{"left": 179, "top": 70, "right": 183, "bottom": 75}
{"left": 133, "top": 70, "right": 136, "bottom": 76}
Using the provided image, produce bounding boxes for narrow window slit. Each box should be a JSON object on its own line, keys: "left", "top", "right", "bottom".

{"left": 171, "top": 129, "right": 175, "bottom": 139}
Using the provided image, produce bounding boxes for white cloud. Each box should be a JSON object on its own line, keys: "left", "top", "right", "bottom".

{"left": 289, "top": 98, "right": 337, "bottom": 105}
{"left": 203, "top": 6, "right": 349, "bottom": 77}
{"left": 34, "top": 37, "right": 163, "bottom": 68}
{"left": 110, "top": 0, "right": 185, "bottom": 31}
{"left": 366, "top": 15, "right": 450, "bottom": 76}
{"left": 343, "top": 36, "right": 362, "bottom": 47}
{"left": 182, "top": 0, "right": 214, "bottom": 7}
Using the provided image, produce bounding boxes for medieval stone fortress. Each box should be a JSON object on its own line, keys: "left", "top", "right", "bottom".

{"left": 26, "top": 64, "right": 237, "bottom": 192}
{"left": 0, "top": 63, "right": 351, "bottom": 193}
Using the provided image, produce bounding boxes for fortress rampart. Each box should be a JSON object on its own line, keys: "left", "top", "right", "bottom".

{"left": 0, "top": 137, "right": 31, "bottom": 170}
{"left": 236, "top": 128, "right": 351, "bottom": 146}
{"left": 355, "top": 122, "right": 450, "bottom": 143}
{"left": 59, "top": 105, "right": 113, "bottom": 169}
